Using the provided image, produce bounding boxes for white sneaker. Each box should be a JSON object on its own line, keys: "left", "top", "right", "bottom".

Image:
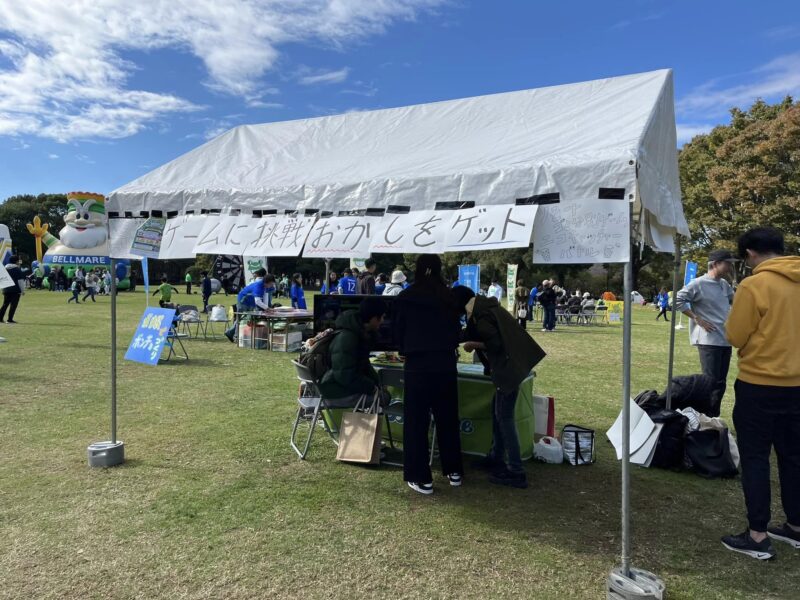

{"left": 541, "top": 328, "right": 547, "bottom": 332}
{"left": 447, "top": 473, "right": 463, "bottom": 487}
{"left": 407, "top": 481, "right": 433, "bottom": 495}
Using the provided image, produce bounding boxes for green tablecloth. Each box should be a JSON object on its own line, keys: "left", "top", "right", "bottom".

{"left": 323, "top": 363, "right": 536, "bottom": 459}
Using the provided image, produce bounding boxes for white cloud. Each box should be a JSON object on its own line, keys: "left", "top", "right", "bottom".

{"left": 299, "top": 67, "right": 351, "bottom": 86}
{"left": 47, "top": 153, "right": 58, "bottom": 159}
{"left": 677, "top": 53, "right": 800, "bottom": 115}
{"left": 0, "top": 0, "right": 446, "bottom": 141}
{"left": 676, "top": 123, "right": 715, "bottom": 145}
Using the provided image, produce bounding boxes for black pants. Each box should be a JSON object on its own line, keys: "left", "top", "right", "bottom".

{"left": 697, "top": 345, "right": 732, "bottom": 417}
{"left": 403, "top": 363, "right": 463, "bottom": 483}
{"left": 0, "top": 293, "right": 21, "bottom": 321}
{"left": 186, "top": 282, "right": 192, "bottom": 294}
{"left": 656, "top": 307, "right": 669, "bottom": 321}
{"left": 733, "top": 379, "right": 800, "bottom": 532}
{"left": 542, "top": 304, "right": 556, "bottom": 330}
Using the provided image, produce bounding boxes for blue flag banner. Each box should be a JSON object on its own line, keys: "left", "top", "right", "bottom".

{"left": 457, "top": 264, "right": 481, "bottom": 294}
{"left": 141, "top": 257, "right": 149, "bottom": 292}
{"left": 684, "top": 261, "right": 698, "bottom": 286}
{"left": 124, "top": 307, "right": 176, "bottom": 365}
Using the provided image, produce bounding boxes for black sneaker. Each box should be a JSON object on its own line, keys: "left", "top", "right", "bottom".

{"left": 472, "top": 455, "right": 504, "bottom": 472}
{"left": 489, "top": 470, "right": 528, "bottom": 489}
{"left": 721, "top": 530, "right": 775, "bottom": 560}
{"left": 767, "top": 523, "right": 800, "bottom": 549}
{"left": 407, "top": 482, "right": 433, "bottom": 495}
{"left": 224, "top": 330, "right": 235, "bottom": 343}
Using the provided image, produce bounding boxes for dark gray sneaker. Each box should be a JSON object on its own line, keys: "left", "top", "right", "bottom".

{"left": 767, "top": 523, "right": 800, "bottom": 549}
{"left": 721, "top": 530, "right": 776, "bottom": 560}
{"left": 489, "top": 469, "right": 528, "bottom": 489}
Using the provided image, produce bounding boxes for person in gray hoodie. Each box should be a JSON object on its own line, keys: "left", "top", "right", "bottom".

{"left": 675, "top": 249, "right": 737, "bottom": 416}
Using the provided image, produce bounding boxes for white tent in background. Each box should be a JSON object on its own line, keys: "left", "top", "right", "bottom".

{"left": 106, "top": 68, "right": 688, "bottom": 594}
{"left": 109, "top": 68, "right": 687, "bottom": 249}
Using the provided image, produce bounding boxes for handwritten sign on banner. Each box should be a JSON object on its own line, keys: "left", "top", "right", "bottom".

{"left": 242, "top": 214, "right": 317, "bottom": 257}
{"left": 192, "top": 215, "right": 258, "bottom": 255}
{"left": 445, "top": 205, "right": 537, "bottom": 251}
{"left": 532, "top": 200, "right": 630, "bottom": 264}
{"left": 302, "top": 215, "right": 380, "bottom": 258}
{"left": 369, "top": 210, "right": 452, "bottom": 254}
{"left": 158, "top": 215, "right": 206, "bottom": 259}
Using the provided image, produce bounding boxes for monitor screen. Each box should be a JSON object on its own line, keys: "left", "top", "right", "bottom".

{"left": 313, "top": 294, "right": 398, "bottom": 351}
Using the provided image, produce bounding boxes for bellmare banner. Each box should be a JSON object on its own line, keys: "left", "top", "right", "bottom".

{"left": 457, "top": 264, "right": 480, "bottom": 293}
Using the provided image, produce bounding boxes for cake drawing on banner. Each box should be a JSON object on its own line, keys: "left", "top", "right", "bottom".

{"left": 41, "top": 192, "right": 110, "bottom": 266}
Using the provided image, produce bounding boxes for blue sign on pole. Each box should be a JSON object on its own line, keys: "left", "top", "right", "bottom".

{"left": 124, "top": 307, "right": 176, "bottom": 365}
{"left": 457, "top": 264, "right": 481, "bottom": 294}
{"left": 684, "top": 261, "right": 698, "bottom": 286}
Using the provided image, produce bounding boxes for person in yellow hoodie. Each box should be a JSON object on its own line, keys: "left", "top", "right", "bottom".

{"left": 721, "top": 227, "right": 800, "bottom": 560}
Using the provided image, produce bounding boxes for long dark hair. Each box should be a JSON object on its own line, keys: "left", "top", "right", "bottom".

{"left": 410, "top": 254, "right": 458, "bottom": 315}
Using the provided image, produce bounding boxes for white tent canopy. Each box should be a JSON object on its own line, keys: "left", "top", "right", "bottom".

{"left": 109, "top": 69, "right": 688, "bottom": 249}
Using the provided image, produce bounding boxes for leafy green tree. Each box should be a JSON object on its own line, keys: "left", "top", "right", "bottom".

{"left": 0, "top": 194, "right": 68, "bottom": 263}
{"left": 679, "top": 97, "right": 800, "bottom": 259}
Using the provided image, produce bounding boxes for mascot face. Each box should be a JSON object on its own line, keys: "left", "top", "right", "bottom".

{"left": 60, "top": 198, "right": 108, "bottom": 249}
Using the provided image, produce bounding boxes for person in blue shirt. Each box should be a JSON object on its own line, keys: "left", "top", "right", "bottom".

{"left": 225, "top": 269, "right": 275, "bottom": 342}
{"left": 338, "top": 268, "right": 357, "bottom": 295}
{"left": 527, "top": 285, "right": 538, "bottom": 322}
{"left": 656, "top": 287, "right": 670, "bottom": 321}
{"left": 321, "top": 272, "right": 339, "bottom": 294}
{"left": 237, "top": 269, "right": 274, "bottom": 311}
{"left": 290, "top": 273, "right": 307, "bottom": 309}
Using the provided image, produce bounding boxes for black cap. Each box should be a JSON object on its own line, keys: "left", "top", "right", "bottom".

{"left": 708, "top": 249, "right": 738, "bottom": 263}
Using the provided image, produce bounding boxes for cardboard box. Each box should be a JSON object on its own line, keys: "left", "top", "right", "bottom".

{"left": 270, "top": 331, "right": 302, "bottom": 352}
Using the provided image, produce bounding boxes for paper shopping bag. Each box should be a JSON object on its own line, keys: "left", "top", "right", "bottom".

{"left": 533, "top": 395, "right": 555, "bottom": 441}
{"left": 336, "top": 394, "right": 382, "bottom": 464}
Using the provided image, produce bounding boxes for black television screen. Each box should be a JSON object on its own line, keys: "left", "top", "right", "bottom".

{"left": 313, "top": 294, "right": 398, "bottom": 351}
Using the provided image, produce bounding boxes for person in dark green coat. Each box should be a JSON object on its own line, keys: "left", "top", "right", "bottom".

{"left": 318, "top": 298, "right": 386, "bottom": 402}
{"left": 454, "top": 286, "right": 547, "bottom": 489}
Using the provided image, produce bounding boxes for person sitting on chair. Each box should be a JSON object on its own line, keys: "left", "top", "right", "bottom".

{"left": 317, "top": 297, "right": 386, "bottom": 405}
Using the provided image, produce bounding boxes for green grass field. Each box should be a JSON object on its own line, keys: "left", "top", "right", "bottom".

{"left": 1, "top": 290, "right": 796, "bottom": 599}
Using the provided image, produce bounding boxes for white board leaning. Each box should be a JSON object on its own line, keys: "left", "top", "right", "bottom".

{"left": 532, "top": 200, "right": 630, "bottom": 264}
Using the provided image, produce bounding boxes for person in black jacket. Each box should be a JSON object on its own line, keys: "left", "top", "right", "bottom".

{"left": 537, "top": 279, "right": 558, "bottom": 332}
{"left": 201, "top": 271, "right": 212, "bottom": 313}
{"left": 454, "top": 286, "right": 546, "bottom": 489}
{"left": 356, "top": 258, "right": 377, "bottom": 295}
{"left": 393, "top": 254, "right": 463, "bottom": 495}
{"left": 1, "top": 256, "right": 25, "bottom": 323}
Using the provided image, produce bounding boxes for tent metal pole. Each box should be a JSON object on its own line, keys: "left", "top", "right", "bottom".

{"left": 324, "top": 259, "right": 331, "bottom": 295}
{"left": 665, "top": 235, "right": 682, "bottom": 410}
{"left": 621, "top": 243, "right": 633, "bottom": 577}
{"left": 110, "top": 258, "right": 118, "bottom": 444}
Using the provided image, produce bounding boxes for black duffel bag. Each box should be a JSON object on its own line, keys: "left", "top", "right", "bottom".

{"left": 684, "top": 428, "right": 738, "bottom": 478}
{"left": 649, "top": 409, "right": 689, "bottom": 470}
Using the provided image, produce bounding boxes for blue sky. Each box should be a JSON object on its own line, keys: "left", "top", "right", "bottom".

{"left": 1, "top": 0, "right": 799, "bottom": 201}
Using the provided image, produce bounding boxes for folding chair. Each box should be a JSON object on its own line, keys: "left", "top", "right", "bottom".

{"left": 290, "top": 360, "right": 339, "bottom": 459}
{"left": 161, "top": 317, "right": 189, "bottom": 362}
{"left": 205, "top": 308, "right": 230, "bottom": 340}
{"left": 595, "top": 305, "right": 608, "bottom": 324}
{"left": 579, "top": 306, "right": 597, "bottom": 325}
{"left": 176, "top": 305, "right": 207, "bottom": 339}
